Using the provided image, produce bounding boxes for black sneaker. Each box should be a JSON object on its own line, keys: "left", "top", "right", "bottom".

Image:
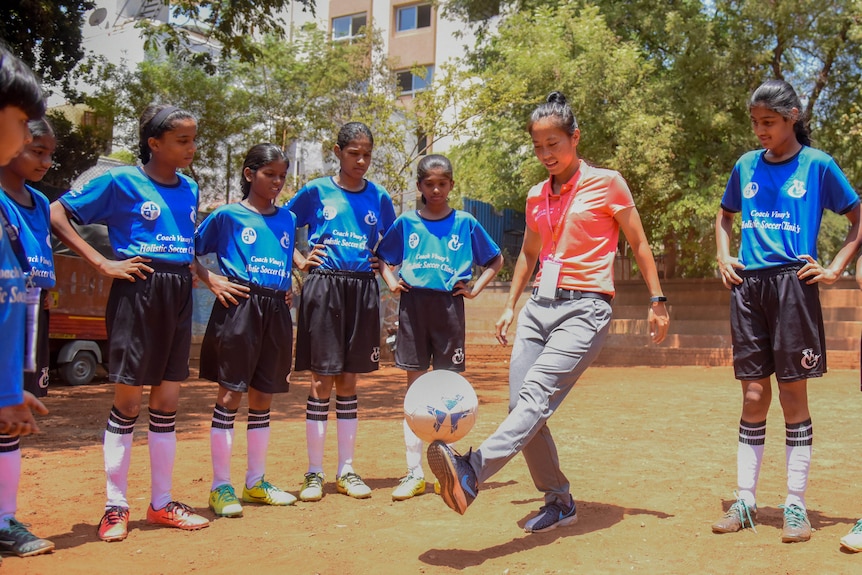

{"left": 0, "top": 518, "right": 54, "bottom": 556}
{"left": 427, "top": 441, "right": 478, "bottom": 515}
{"left": 524, "top": 497, "right": 578, "bottom": 533}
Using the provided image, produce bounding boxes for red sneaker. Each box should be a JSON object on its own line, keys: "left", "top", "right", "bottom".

{"left": 98, "top": 506, "right": 130, "bottom": 542}
{"left": 146, "top": 501, "right": 209, "bottom": 531}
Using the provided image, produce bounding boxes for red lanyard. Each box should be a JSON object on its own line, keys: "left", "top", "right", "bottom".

{"left": 543, "top": 170, "right": 581, "bottom": 256}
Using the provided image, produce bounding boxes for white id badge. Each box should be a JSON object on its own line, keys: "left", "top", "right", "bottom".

{"left": 536, "top": 258, "right": 562, "bottom": 300}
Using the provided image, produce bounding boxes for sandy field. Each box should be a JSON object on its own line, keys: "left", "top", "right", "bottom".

{"left": 7, "top": 344, "right": 862, "bottom": 575}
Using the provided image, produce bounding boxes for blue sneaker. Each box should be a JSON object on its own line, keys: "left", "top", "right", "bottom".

{"left": 524, "top": 497, "right": 578, "bottom": 533}
{"left": 426, "top": 441, "right": 477, "bottom": 515}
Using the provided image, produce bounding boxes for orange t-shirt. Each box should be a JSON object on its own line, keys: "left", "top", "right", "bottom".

{"left": 525, "top": 160, "right": 634, "bottom": 297}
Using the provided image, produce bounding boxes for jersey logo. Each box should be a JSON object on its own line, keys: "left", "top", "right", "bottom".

{"left": 787, "top": 179, "right": 807, "bottom": 199}
{"left": 140, "top": 201, "right": 161, "bottom": 221}
{"left": 322, "top": 205, "right": 337, "bottom": 220}
{"left": 364, "top": 211, "right": 378, "bottom": 226}
{"left": 38, "top": 367, "right": 49, "bottom": 389}
{"left": 408, "top": 232, "right": 420, "bottom": 249}
{"left": 190, "top": 207, "right": 197, "bottom": 223}
{"left": 45, "top": 233, "right": 52, "bottom": 248}
{"left": 800, "top": 348, "right": 821, "bottom": 370}
{"left": 370, "top": 346, "right": 380, "bottom": 363}
{"left": 448, "top": 234, "right": 463, "bottom": 251}
{"left": 452, "top": 348, "right": 464, "bottom": 365}
{"left": 280, "top": 231, "right": 291, "bottom": 250}
{"left": 241, "top": 227, "right": 257, "bottom": 245}
{"left": 742, "top": 182, "right": 758, "bottom": 199}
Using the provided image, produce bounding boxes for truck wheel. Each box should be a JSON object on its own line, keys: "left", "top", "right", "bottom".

{"left": 60, "top": 350, "right": 97, "bottom": 386}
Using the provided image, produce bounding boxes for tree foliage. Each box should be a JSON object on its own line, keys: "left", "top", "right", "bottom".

{"left": 0, "top": 0, "right": 96, "bottom": 98}
{"left": 437, "top": 0, "right": 862, "bottom": 277}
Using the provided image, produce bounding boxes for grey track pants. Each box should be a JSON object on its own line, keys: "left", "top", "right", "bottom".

{"left": 468, "top": 294, "right": 612, "bottom": 505}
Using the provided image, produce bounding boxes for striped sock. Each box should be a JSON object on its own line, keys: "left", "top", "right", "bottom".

{"left": 246, "top": 409, "right": 271, "bottom": 487}
{"left": 148, "top": 408, "right": 177, "bottom": 510}
{"left": 211, "top": 404, "right": 237, "bottom": 490}
{"left": 104, "top": 406, "right": 137, "bottom": 509}
{"left": 785, "top": 418, "right": 813, "bottom": 510}
{"left": 0, "top": 435, "right": 21, "bottom": 528}
{"left": 737, "top": 419, "right": 766, "bottom": 507}
{"left": 306, "top": 397, "right": 329, "bottom": 474}
{"left": 336, "top": 395, "right": 358, "bottom": 477}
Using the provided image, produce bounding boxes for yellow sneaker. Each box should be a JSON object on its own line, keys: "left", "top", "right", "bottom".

{"left": 299, "top": 472, "right": 324, "bottom": 502}
{"left": 392, "top": 474, "right": 426, "bottom": 501}
{"left": 336, "top": 472, "right": 372, "bottom": 499}
{"left": 242, "top": 477, "right": 296, "bottom": 506}
{"left": 209, "top": 484, "right": 243, "bottom": 517}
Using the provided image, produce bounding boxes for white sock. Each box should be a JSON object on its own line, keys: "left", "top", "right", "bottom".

{"left": 737, "top": 419, "right": 766, "bottom": 507}
{"left": 210, "top": 404, "right": 237, "bottom": 490}
{"left": 403, "top": 418, "right": 424, "bottom": 478}
{"left": 104, "top": 406, "right": 136, "bottom": 509}
{"left": 336, "top": 395, "right": 358, "bottom": 477}
{"left": 148, "top": 408, "right": 177, "bottom": 510}
{"left": 306, "top": 396, "right": 329, "bottom": 474}
{"left": 0, "top": 435, "right": 21, "bottom": 528}
{"left": 785, "top": 418, "right": 813, "bottom": 510}
{"left": 246, "top": 409, "right": 270, "bottom": 488}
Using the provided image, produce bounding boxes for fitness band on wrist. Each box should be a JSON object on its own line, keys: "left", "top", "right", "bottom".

{"left": 650, "top": 296, "right": 668, "bottom": 303}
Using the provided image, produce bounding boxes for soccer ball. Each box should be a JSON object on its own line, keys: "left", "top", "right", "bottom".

{"left": 403, "top": 370, "right": 478, "bottom": 444}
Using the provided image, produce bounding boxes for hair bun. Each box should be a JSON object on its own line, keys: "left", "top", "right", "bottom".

{"left": 547, "top": 91, "right": 567, "bottom": 105}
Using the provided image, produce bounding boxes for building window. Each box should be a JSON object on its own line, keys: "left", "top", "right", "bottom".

{"left": 396, "top": 66, "right": 434, "bottom": 95}
{"left": 417, "top": 133, "right": 428, "bottom": 155}
{"left": 396, "top": 3, "right": 432, "bottom": 32}
{"left": 332, "top": 12, "right": 367, "bottom": 41}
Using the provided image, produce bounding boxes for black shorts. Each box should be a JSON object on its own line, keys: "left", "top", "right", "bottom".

{"left": 105, "top": 263, "right": 193, "bottom": 386}
{"left": 23, "top": 290, "right": 49, "bottom": 397}
{"left": 199, "top": 280, "right": 292, "bottom": 394}
{"left": 395, "top": 288, "right": 466, "bottom": 372}
{"left": 295, "top": 269, "right": 380, "bottom": 375}
{"left": 730, "top": 264, "right": 826, "bottom": 383}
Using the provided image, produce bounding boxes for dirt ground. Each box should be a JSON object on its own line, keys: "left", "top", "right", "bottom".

{"left": 7, "top": 344, "right": 862, "bottom": 575}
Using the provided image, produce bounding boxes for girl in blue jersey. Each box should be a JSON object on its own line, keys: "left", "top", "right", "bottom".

{"left": 288, "top": 122, "right": 396, "bottom": 501}
{"left": 714, "top": 79, "right": 861, "bottom": 544}
{"left": 50, "top": 104, "right": 209, "bottom": 542}
{"left": 377, "top": 154, "right": 503, "bottom": 501}
{"left": 0, "top": 118, "right": 56, "bottom": 399}
{"left": 195, "top": 143, "right": 297, "bottom": 518}
{"left": 0, "top": 47, "right": 52, "bottom": 561}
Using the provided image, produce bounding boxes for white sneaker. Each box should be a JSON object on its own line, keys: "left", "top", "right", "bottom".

{"left": 299, "top": 472, "right": 324, "bottom": 502}
{"left": 392, "top": 474, "right": 426, "bottom": 501}
{"left": 841, "top": 519, "right": 862, "bottom": 552}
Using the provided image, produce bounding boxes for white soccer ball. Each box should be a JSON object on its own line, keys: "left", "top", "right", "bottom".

{"left": 403, "top": 370, "right": 478, "bottom": 444}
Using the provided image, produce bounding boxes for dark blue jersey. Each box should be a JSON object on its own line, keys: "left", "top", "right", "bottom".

{"left": 721, "top": 146, "right": 860, "bottom": 270}
{"left": 287, "top": 176, "right": 396, "bottom": 272}
{"left": 376, "top": 209, "right": 501, "bottom": 292}
{"left": 60, "top": 166, "right": 198, "bottom": 264}
{"left": 0, "top": 202, "right": 25, "bottom": 407}
{"left": 195, "top": 203, "right": 296, "bottom": 292}
{"left": 0, "top": 186, "right": 55, "bottom": 288}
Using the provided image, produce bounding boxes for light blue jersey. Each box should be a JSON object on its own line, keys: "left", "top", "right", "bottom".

{"left": 195, "top": 203, "right": 296, "bottom": 292}
{"left": 0, "top": 203, "right": 25, "bottom": 407}
{"left": 0, "top": 186, "right": 55, "bottom": 288}
{"left": 287, "top": 176, "right": 396, "bottom": 272}
{"left": 721, "top": 146, "right": 860, "bottom": 270}
{"left": 376, "top": 209, "right": 501, "bottom": 292}
{"left": 60, "top": 166, "right": 198, "bottom": 265}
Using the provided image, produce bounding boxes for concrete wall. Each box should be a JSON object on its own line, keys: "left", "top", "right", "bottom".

{"left": 465, "top": 279, "right": 862, "bottom": 369}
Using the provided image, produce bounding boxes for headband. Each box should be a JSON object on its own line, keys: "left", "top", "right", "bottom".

{"left": 147, "top": 106, "right": 179, "bottom": 136}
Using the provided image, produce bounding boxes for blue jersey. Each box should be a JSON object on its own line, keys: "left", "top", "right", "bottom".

{"left": 287, "top": 176, "right": 396, "bottom": 272}
{"left": 721, "top": 146, "right": 860, "bottom": 270}
{"left": 59, "top": 166, "right": 198, "bottom": 265}
{"left": 195, "top": 203, "right": 296, "bottom": 292}
{"left": 376, "top": 209, "right": 501, "bottom": 292}
{"left": 0, "top": 203, "right": 25, "bottom": 408}
{"left": 0, "top": 186, "right": 55, "bottom": 288}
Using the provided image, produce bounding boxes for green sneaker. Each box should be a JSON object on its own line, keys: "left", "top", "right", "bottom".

{"left": 337, "top": 472, "right": 372, "bottom": 499}
{"left": 780, "top": 504, "right": 811, "bottom": 543}
{"left": 243, "top": 477, "right": 297, "bottom": 506}
{"left": 0, "top": 518, "right": 54, "bottom": 557}
{"left": 209, "top": 484, "right": 243, "bottom": 517}
{"left": 299, "top": 472, "right": 324, "bottom": 502}
{"left": 392, "top": 474, "right": 426, "bottom": 501}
